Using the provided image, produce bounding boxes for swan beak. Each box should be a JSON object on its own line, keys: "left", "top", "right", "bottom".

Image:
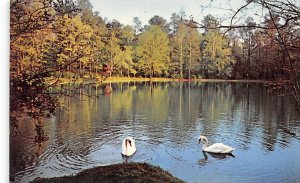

{"left": 198, "top": 139, "right": 201, "bottom": 144}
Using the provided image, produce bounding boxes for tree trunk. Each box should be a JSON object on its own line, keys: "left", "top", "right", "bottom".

{"left": 189, "top": 43, "right": 192, "bottom": 80}
{"left": 247, "top": 38, "right": 251, "bottom": 79}
{"left": 179, "top": 40, "right": 183, "bottom": 79}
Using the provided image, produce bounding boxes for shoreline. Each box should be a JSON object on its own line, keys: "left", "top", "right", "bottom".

{"left": 47, "top": 76, "right": 270, "bottom": 85}
{"left": 104, "top": 77, "right": 269, "bottom": 83}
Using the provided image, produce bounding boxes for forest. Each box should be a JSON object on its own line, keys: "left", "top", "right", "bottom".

{"left": 10, "top": 0, "right": 300, "bottom": 137}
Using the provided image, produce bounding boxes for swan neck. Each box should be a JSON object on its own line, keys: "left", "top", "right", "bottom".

{"left": 202, "top": 140, "right": 208, "bottom": 150}
{"left": 124, "top": 139, "right": 128, "bottom": 155}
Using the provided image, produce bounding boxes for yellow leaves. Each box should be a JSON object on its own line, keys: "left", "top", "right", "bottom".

{"left": 54, "top": 15, "right": 94, "bottom": 67}
{"left": 10, "top": 26, "right": 55, "bottom": 76}
{"left": 136, "top": 25, "right": 170, "bottom": 77}
{"left": 82, "top": 25, "right": 93, "bottom": 38}
{"left": 203, "top": 30, "right": 233, "bottom": 72}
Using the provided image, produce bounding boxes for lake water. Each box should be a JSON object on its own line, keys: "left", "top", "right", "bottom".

{"left": 10, "top": 82, "right": 300, "bottom": 183}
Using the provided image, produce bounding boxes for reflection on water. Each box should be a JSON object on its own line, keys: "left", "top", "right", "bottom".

{"left": 198, "top": 151, "right": 235, "bottom": 167}
{"left": 10, "top": 82, "right": 300, "bottom": 183}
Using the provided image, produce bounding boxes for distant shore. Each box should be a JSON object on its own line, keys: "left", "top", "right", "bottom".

{"left": 31, "top": 162, "right": 184, "bottom": 183}
{"left": 104, "top": 77, "right": 269, "bottom": 83}
{"left": 47, "top": 75, "right": 270, "bottom": 85}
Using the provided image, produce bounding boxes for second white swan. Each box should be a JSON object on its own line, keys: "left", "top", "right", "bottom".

{"left": 198, "top": 135, "right": 235, "bottom": 154}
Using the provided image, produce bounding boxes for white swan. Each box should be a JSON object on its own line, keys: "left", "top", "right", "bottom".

{"left": 121, "top": 136, "right": 136, "bottom": 156}
{"left": 198, "top": 135, "right": 235, "bottom": 154}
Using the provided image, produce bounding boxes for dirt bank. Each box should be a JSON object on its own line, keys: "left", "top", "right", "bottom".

{"left": 31, "top": 162, "right": 184, "bottom": 183}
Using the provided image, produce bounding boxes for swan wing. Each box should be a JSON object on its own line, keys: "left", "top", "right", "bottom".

{"left": 204, "top": 143, "right": 235, "bottom": 153}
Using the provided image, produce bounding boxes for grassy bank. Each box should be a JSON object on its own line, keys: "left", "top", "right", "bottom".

{"left": 101, "top": 76, "right": 269, "bottom": 83}
{"left": 104, "top": 76, "right": 175, "bottom": 83}
{"left": 31, "top": 162, "right": 184, "bottom": 183}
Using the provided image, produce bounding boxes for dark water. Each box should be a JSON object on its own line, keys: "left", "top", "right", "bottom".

{"left": 10, "top": 82, "right": 300, "bottom": 183}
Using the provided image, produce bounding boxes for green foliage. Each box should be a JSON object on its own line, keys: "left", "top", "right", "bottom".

{"left": 135, "top": 25, "right": 170, "bottom": 77}
{"left": 121, "top": 25, "right": 135, "bottom": 45}
{"left": 184, "top": 25, "right": 201, "bottom": 79}
{"left": 105, "top": 28, "right": 122, "bottom": 75}
{"left": 172, "top": 21, "right": 186, "bottom": 78}
{"left": 114, "top": 46, "right": 136, "bottom": 76}
{"left": 171, "top": 20, "right": 200, "bottom": 78}
{"left": 54, "top": 15, "right": 93, "bottom": 70}
{"left": 202, "top": 30, "right": 233, "bottom": 77}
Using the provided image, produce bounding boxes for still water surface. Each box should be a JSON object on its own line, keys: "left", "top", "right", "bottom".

{"left": 10, "top": 82, "right": 300, "bottom": 183}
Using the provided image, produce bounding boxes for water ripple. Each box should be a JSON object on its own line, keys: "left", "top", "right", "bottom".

{"left": 10, "top": 82, "right": 300, "bottom": 183}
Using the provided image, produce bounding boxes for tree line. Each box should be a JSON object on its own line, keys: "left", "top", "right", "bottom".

{"left": 12, "top": 0, "right": 289, "bottom": 81}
